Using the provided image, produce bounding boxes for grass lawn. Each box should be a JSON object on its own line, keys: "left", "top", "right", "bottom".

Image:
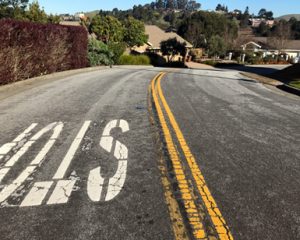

{"left": 289, "top": 80, "right": 300, "bottom": 89}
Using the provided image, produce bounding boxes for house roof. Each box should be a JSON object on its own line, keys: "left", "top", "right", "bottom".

{"left": 59, "top": 21, "right": 81, "bottom": 26}
{"left": 251, "top": 37, "right": 300, "bottom": 50}
{"left": 241, "top": 41, "right": 262, "bottom": 49}
{"left": 145, "top": 25, "right": 193, "bottom": 49}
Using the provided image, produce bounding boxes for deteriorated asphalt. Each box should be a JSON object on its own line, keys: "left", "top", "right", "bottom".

{"left": 0, "top": 66, "right": 299, "bottom": 239}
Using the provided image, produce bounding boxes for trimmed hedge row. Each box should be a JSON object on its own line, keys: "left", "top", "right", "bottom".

{"left": 118, "top": 55, "right": 151, "bottom": 65}
{"left": 0, "top": 19, "right": 88, "bottom": 85}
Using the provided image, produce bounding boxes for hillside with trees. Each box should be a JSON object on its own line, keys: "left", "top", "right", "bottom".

{"left": 0, "top": 0, "right": 60, "bottom": 23}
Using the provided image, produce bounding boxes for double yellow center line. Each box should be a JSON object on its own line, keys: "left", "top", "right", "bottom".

{"left": 151, "top": 72, "right": 233, "bottom": 240}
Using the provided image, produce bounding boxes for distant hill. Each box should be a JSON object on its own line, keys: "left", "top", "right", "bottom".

{"left": 276, "top": 14, "right": 300, "bottom": 21}
{"left": 84, "top": 10, "right": 99, "bottom": 19}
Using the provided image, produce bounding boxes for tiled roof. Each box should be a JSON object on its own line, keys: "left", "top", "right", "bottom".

{"left": 145, "top": 25, "right": 193, "bottom": 49}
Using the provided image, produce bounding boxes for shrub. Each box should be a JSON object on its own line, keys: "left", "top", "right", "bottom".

{"left": 202, "top": 60, "right": 217, "bottom": 66}
{"left": 107, "top": 42, "right": 126, "bottom": 64}
{"left": 88, "top": 38, "right": 113, "bottom": 66}
{"left": 146, "top": 52, "right": 167, "bottom": 66}
{"left": 118, "top": 55, "right": 151, "bottom": 65}
{"left": 0, "top": 19, "right": 88, "bottom": 85}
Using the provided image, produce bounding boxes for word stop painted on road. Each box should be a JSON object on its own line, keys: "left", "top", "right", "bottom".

{"left": 0, "top": 120, "right": 129, "bottom": 208}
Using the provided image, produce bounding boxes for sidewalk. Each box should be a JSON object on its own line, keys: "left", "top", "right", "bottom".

{"left": 185, "top": 61, "right": 214, "bottom": 69}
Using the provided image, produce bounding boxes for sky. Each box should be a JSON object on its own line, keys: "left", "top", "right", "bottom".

{"left": 31, "top": 0, "right": 300, "bottom": 17}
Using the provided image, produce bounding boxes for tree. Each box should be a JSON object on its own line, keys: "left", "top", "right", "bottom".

{"left": 258, "top": 8, "right": 273, "bottom": 19}
{"left": 0, "top": 0, "right": 28, "bottom": 19}
{"left": 177, "top": 0, "right": 188, "bottom": 10}
{"left": 256, "top": 22, "right": 271, "bottom": 37}
{"left": 165, "top": 0, "right": 176, "bottom": 9}
{"left": 269, "top": 20, "right": 291, "bottom": 53}
{"left": 265, "top": 11, "right": 273, "bottom": 20}
{"left": 215, "top": 4, "right": 222, "bottom": 11}
{"left": 90, "top": 15, "right": 124, "bottom": 43}
{"left": 160, "top": 37, "right": 187, "bottom": 62}
{"left": 240, "top": 6, "right": 250, "bottom": 28}
{"left": 186, "top": 1, "right": 201, "bottom": 11}
{"left": 208, "top": 35, "right": 226, "bottom": 58}
{"left": 1, "top": 0, "right": 28, "bottom": 10}
{"left": 156, "top": 0, "right": 164, "bottom": 9}
{"left": 25, "top": 1, "right": 48, "bottom": 23}
{"left": 258, "top": 8, "right": 267, "bottom": 18}
{"left": 47, "top": 14, "right": 60, "bottom": 24}
{"left": 178, "top": 11, "right": 237, "bottom": 48}
{"left": 123, "top": 16, "right": 148, "bottom": 47}
{"left": 215, "top": 4, "right": 228, "bottom": 12}
{"left": 291, "top": 19, "right": 300, "bottom": 39}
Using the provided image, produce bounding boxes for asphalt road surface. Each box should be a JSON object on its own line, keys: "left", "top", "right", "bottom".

{"left": 0, "top": 66, "right": 299, "bottom": 240}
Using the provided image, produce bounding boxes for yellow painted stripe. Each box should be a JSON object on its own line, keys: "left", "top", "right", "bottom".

{"left": 148, "top": 81, "right": 189, "bottom": 240}
{"left": 156, "top": 74, "right": 234, "bottom": 240}
{"left": 151, "top": 73, "right": 207, "bottom": 240}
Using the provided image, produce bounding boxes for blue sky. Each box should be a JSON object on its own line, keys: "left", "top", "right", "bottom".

{"left": 32, "top": 0, "right": 300, "bottom": 17}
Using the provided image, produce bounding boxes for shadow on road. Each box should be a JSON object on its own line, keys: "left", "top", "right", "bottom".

{"left": 215, "top": 65, "right": 287, "bottom": 76}
{"left": 113, "top": 66, "right": 258, "bottom": 84}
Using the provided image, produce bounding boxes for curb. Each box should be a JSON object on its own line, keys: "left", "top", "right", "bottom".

{"left": 239, "top": 72, "right": 282, "bottom": 86}
{"left": 277, "top": 84, "right": 300, "bottom": 96}
{"left": 0, "top": 66, "right": 110, "bottom": 101}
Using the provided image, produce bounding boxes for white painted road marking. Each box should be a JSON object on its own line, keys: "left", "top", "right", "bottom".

{"left": 106, "top": 160, "right": 127, "bottom": 201}
{"left": 102, "top": 120, "right": 118, "bottom": 136}
{"left": 88, "top": 120, "right": 129, "bottom": 202}
{"left": 5, "top": 122, "right": 58, "bottom": 168}
{"left": 0, "top": 119, "right": 129, "bottom": 207}
{"left": 87, "top": 167, "right": 104, "bottom": 202}
{"left": 0, "top": 122, "right": 63, "bottom": 204}
{"left": 0, "top": 166, "right": 37, "bottom": 203}
{"left": 53, "top": 121, "right": 91, "bottom": 180}
{"left": 31, "top": 122, "right": 64, "bottom": 165}
{"left": 20, "top": 181, "right": 53, "bottom": 207}
{"left": 47, "top": 180, "right": 76, "bottom": 205}
{"left": 0, "top": 168, "right": 10, "bottom": 183}
{"left": 0, "top": 123, "right": 37, "bottom": 157}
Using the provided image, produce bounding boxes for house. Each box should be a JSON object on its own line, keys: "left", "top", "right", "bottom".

{"left": 249, "top": 18, "right": 275, "bottom": 28}
{"left": 132, "top": 25, "right": 193, "bottom": 61}
{"left": 241, "top": 41, "right": 262, "bottom": 52}
{"left": 241, "top": 37, "right": 300, "bottom": 61}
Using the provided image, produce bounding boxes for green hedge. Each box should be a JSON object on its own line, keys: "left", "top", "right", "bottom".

{"left": 118, "top": 55, "right": 151, "bottom": 65}
{"left": 88, "top": 38, "right": 113, "bottom": 66}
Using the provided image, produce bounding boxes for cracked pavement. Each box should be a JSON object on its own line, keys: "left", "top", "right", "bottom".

{"left": 0, "top": 66, "right": 299, "bottom": 239}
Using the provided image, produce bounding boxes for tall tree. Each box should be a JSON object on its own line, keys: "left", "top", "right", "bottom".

{"left": 123, "top": 16, "right": 148, "bottom": 47}
{"left": 258, "top": 8, "right": 267, "bottom": 18}
{"left": 165, "top": 0, "right": 176, "bottom": 9}
{"left": 0, "top": 0, "right": 28, "bottom": 19}
{"left": 177, "top": 0, "right": 188, "bottom": 10}
{"left": 240, "top": 6, "right": 250, "bottom": 28}
{"left": 1, "top": 0, "right": 28, "bottom": 9}
{"left": 208, "top": 35, "right": 226, "bottom": 58}
{"left": 269, "top": 20, "right": 291, "bottom": 52}
{"left": 90, "top": 15, "right": 124, "bottom": 43}
{"left": 25, "top": 1, "right": 48, "bottom": 23}
{"left": 186, "top": 1, "right": 201, "bottom": 11}
{"left": 156, "top": 0, "right": 164, "bottom": 9}
{"left": 178, "top": 11, "right": 237, "bottom": 48}
{"left": 215, "top": 4, "right": 223, "bottom": 11}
